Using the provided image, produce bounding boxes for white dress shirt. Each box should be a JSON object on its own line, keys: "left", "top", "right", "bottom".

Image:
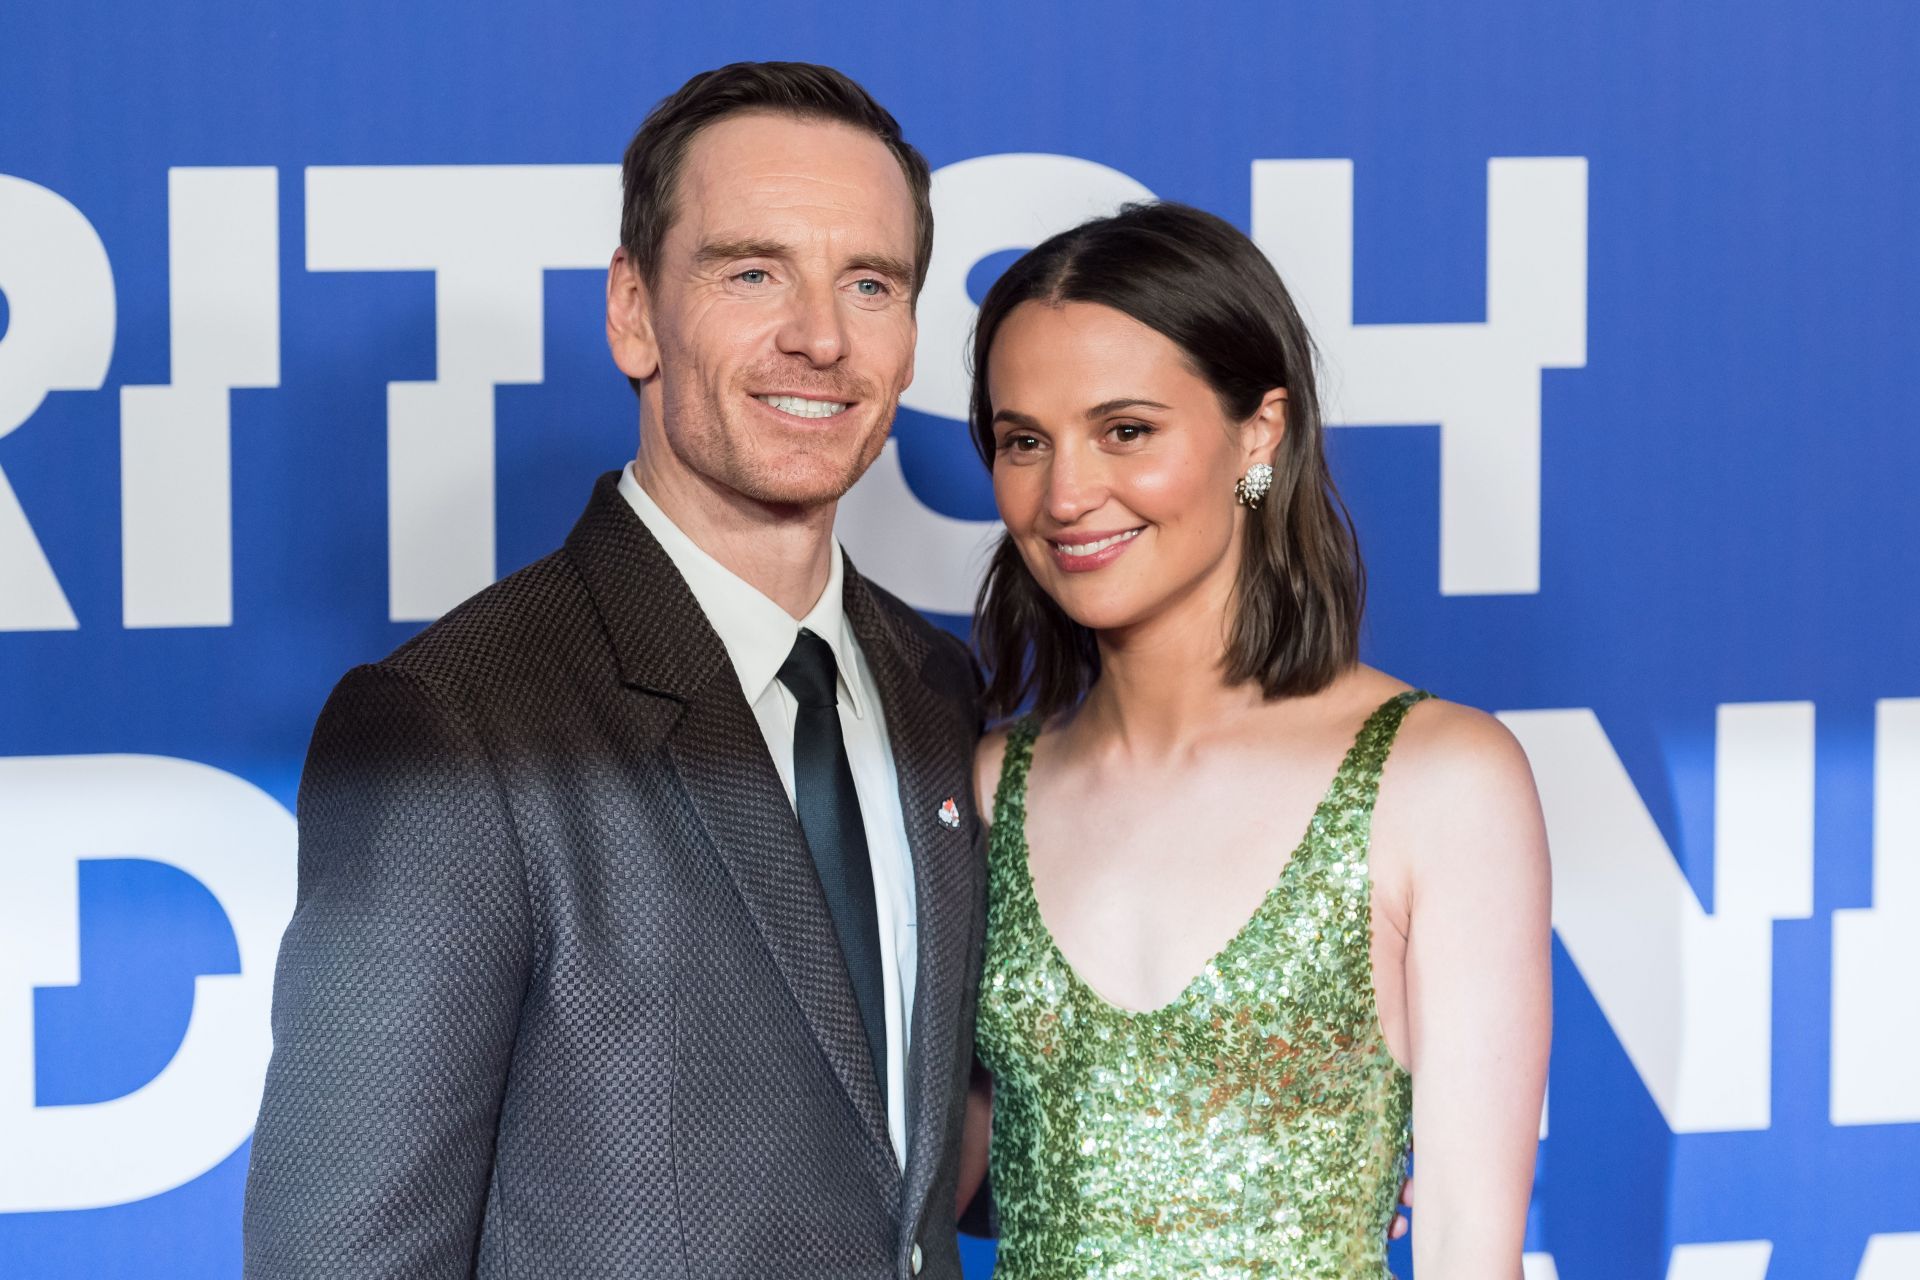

{"left": 618, "top": 464, "right": 918, "bottom": 1163}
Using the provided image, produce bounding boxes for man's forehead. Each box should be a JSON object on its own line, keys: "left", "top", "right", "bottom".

{"left": 673, "top": 112, "right": 915, "bottom": 249}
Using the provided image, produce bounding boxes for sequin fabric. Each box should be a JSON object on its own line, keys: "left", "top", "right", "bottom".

{"left": 976, "top": 691, "right": 1428, "bottom": 1279}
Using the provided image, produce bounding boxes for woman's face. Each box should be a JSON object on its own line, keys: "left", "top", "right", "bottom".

{"left": 986, "top": 300, "right": 1282, "bottom": 637}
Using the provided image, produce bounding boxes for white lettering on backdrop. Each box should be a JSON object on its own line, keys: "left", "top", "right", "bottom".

{"left": 0, "top": 176, "right": 114, "bottom": 631}
{"left": 1501, "top": 702, "right": 1815, "bottom": 1133}
{"left": 1830, "top": 698, "right": 1920, "bottom": 1124}
{"left": 305, "top": 164, "right": 621, "bottom": 620}
{"left": 0, "top": 153, "right": 1587, "bottom": 624}
{"left": 121, "top": 167, "right": 281, "bottom": 629}
{"left": 0, "top": 756, "right": 295, "bottom": 1212}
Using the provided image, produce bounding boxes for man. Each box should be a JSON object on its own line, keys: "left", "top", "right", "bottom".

{"left": 243, "top": 63, "right": 984, "bottom": 1278}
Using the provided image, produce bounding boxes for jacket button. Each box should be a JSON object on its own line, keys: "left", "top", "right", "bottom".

{"left": 910, "top": 1242, "right": 924, "bottom": 1275}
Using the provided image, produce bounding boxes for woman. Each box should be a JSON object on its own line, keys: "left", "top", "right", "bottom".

{"left": 959, "top": 202, "right": 1551, "bottom": 1278}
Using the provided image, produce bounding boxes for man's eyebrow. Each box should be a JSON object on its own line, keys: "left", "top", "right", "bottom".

{"left": 1085, "top": 397, "right": 1172, "bottom": 418}
{"left": 846, "top": 253, "right": 917, "bottom": 286}
{"left": 692, "top": 241, "right": 915, "bottom": 288}
{"left": 692, "top": 238, "right": 792, "bottom": 267}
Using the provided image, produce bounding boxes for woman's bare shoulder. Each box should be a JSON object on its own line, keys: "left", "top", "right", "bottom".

{"left": 1392, "top": 694, "right": 1534, "bottom": 792}
{"left": 1373, "top": 682, "right": 1547, "bottom": 879}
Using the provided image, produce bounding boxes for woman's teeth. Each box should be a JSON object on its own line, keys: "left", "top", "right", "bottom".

{"left": 1055, "top": 529, "right": 1141, "bottom": 557}
{"left": 755, "top": 394, "right": 848, "bottom": 419}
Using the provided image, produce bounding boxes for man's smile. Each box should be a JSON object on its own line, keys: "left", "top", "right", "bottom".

{"left": 752, "top": 392, "right": 853, "bottom": 420}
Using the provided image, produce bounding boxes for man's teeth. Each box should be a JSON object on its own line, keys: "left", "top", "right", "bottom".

{"left": 755, "top": 394, "right": 848, "bottom": 419}
{"left": 1056, "top": 529, "right": 1141, "bottom": 557}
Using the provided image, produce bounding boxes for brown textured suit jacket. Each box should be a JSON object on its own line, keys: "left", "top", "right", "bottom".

{"left": 243, "top": 472, "right": 987, "bottom": 1278}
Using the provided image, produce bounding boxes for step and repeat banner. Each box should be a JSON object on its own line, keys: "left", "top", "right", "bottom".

{"left": 2, "top": 3, "right": 1915, "bottom": 1277}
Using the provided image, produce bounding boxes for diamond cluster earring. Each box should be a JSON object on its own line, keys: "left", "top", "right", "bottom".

{"left": 1234, "top": 462, "right": 1274, "bottom": 509}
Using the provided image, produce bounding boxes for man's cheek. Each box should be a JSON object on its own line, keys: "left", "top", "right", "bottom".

{"left": 874, "top": 334, "right": 917, "bottom": 399}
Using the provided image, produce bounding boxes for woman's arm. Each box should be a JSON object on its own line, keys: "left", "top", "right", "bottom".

{"left": 1397, "top": 706, "right": 1552, "bottom": 1279}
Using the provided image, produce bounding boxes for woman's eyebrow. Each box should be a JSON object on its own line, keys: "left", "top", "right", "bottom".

{"left": 1085, "top": 397, "right": 1172, "bottom": 417}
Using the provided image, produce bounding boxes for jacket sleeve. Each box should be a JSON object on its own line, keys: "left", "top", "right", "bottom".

{"left": 243, "top": 664, "right": 532, "bottom": 1278}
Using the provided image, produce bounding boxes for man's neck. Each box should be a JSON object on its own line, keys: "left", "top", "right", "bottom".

{"left": 633, "top": 453, "right": 837, "bottom": 621}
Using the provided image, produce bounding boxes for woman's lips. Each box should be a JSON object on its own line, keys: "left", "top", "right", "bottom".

{"left": 1046, "top": 527, "right": 1143, "bottom": 572}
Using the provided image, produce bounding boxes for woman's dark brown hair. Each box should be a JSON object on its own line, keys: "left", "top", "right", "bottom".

{"left": 970, "top": 201, "right": 1365, "bottom": 721}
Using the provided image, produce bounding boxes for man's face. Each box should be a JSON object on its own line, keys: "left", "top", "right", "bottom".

{"left": 609, "top": 112, "right": 919, "bottom": 511}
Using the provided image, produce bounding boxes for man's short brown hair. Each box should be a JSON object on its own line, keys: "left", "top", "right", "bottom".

{"left": 620, "top": 62, "right": 934, "bottom": 302}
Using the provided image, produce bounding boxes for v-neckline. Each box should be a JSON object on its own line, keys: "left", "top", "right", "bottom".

{"left": 1007, "top": 698, "right": 1393, "bottom": 1021}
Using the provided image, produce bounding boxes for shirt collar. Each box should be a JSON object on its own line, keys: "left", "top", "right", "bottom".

{"left": 618, "top": 463, "right": 867, "bottom": 719}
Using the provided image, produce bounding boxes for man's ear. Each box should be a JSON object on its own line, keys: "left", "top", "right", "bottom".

{"left": 1243, "top": 386, "right": 1287, "bottom": 466}
{"left": 607, "top": 247, "right": 660, "bottom": 381}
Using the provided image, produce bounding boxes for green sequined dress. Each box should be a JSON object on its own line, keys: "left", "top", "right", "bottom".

{"left": 976, "top": 690, "right": 1428, "bottom": 1279}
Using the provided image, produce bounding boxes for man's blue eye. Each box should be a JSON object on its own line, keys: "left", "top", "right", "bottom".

{"left": 738, "top": 269, "right": 768, "bottom": 284}
{"left": 855, "top": 279, "right": 885, "bottom": 296}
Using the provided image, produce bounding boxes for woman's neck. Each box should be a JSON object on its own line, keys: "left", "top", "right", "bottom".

{"left": 1077, "top": 575, "right": 1262, "bottom": 762}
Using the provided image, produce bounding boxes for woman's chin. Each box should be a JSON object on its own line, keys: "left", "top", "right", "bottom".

{"left": 1025, "top": 556, "right": 1177, "bottom": 635}
{"left": 1047, "top": 591, "right": 1154, "bottom": 636}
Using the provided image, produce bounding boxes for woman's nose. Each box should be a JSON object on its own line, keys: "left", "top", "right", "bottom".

{"left": 1045, "top": 447, "right": 1109, "bottom": 525}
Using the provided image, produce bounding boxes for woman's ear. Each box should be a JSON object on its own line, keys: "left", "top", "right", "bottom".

{"left": 1243, "top": 387, "right": 1288, "bottom": 466}
{"left": 606, "top": 247, "right": 660, "bottom": 382}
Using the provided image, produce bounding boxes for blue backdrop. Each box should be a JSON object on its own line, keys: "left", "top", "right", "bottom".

{"left": 2, "top": 3, "right": 1916, "bottom": 1277}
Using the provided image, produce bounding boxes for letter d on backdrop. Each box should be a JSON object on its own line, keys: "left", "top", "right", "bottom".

{"left": 0, "top": 756, "right": 295, "bottom": 1211}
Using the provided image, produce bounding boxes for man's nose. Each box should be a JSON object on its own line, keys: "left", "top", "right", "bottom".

{"left": 774, "top": 277, "right": 849, "bottom": 368}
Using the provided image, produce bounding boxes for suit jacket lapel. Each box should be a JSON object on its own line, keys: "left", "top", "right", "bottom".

{"left": 842, "top": 564, "right": 981, "bottom": 1228}
{"left": 565, "top": 473, "right": 899, "bottom": 1198}
{"left": 662, "top": 688, "right": 900, "bottom": 1194}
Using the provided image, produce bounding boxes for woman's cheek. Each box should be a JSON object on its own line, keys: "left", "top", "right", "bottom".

{"left": 991, "top": 463, "right": 1037, "bottom": 526}
{"left": 1121, "top": 451, "right": 1208, "bottom": 517}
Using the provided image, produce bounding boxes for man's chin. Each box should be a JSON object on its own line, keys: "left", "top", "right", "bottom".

{"left": 726, "top": 439, "right": 888, "bottom": 509}
{"left": 728, "top": 459, "right": 871, "bottom": 510}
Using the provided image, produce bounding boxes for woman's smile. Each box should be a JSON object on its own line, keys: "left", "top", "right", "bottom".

{"left": 1047, "top": 526, "right": 1145, "bottom": 572}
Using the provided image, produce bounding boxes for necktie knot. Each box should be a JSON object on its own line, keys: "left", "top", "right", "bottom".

{"left": 777, "top": 629, "right": 840, "bottom": 709}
